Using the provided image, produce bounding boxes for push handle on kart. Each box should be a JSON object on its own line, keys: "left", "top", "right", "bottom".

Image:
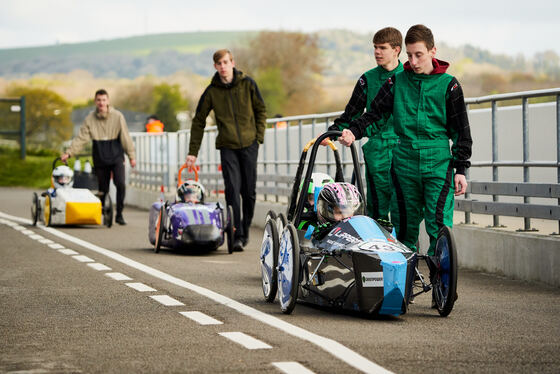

{"left": 302, "top": 137, "right": 338, "bottom": 152}
{"left": 177, "top": 163, "right": 199, "bottom": 187}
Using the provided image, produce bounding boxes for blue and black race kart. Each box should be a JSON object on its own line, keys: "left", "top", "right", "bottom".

{"left": 259, "top": 131, "right": 458, "bottom": 317}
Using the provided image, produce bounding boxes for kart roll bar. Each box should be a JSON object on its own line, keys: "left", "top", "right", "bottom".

{"left": 289, "top": 131, "right": 365, "bottom": 229}
{"left": 177, "top": 163, "right": 199, "bottom": 187}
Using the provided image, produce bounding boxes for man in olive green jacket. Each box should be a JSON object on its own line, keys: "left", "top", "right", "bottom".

{"left": 186, "top": 49, "right": 266, "bottom": 251}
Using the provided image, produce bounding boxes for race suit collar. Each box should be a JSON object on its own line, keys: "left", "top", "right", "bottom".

{"left": 403, "top": 58, "right": 449, "bottom": 75}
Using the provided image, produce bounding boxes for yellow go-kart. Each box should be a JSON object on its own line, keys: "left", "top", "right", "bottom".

{"left": 31, "top": 158, "right": 113, "bottom": 227}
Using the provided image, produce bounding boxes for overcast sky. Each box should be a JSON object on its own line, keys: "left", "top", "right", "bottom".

{"left": 1, "top": 0, "right": 558, "bottom": 57}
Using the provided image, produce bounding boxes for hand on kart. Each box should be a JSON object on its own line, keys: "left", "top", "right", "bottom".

{"left": 129, "top": 159, "right": 136, "bottom": 168}
{"left": 338, "top": 129, "right": 355, "bottom": 147}
{"left": 60, "top": 153, "right": 70, "bottom": 163}
{"left": 454, "top": 174, "right": 467, "bottom": 196}
{"left": 185, "top": 155, "right": 197, "bottom": 169}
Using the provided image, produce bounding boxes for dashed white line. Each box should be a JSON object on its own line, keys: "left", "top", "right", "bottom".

{"left": 0, "top": 211, "right": 394, "bottom": 374}
{"left": 72, "top": 255, "right": 94, "bottom": 263}
{"left": 13, "top": 226, "right": 26, "bottom": 231}
{"left": 22, "top": 230, "right": 35, "bottom": 235}
{"left": 58, "top": 249, "right": 79, "bottom": 255}
{"left": 29, "top": 234, "right": 45, "bottom": 240}
{"left": 39, "top": 238, "right": 55, "bottom": 244}
{"left": 272, "top": 362, "right": 315, "bottom": 374}
{"left": 87, "top": 263, "right": 112, "bottom": 271}
{"left": 105, "top": 272, "right": 132, "bottom": 281}
{"left": 179, "top": 311, "right": 223, "bottom": 325}
{"left": 219, "top": 332, "right": 272, "bottom": 350}
{"left": 48, "top": 243, "right": 65, "bottom": 249}
{"left": 125, "top": 282, "right": 156, "bottom": 292}
{"left": 150, "top": 295, "right": 184, "bottom": 306}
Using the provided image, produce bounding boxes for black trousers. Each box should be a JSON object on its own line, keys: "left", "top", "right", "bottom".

{"left": 220, "top": 142, "right": 259, "bottom": 240}
{"left": 95, "top": 160, "right": 126, "bottom": 217}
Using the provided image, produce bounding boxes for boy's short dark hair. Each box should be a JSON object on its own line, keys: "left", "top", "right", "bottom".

{"left": 373, "top": 27, "right": 403, "bottom": 54}
{"left": 95, "top": 89, "right": 109, "bottom": 98}
{"left": 405, "top": 24, "right": 434, "bottom": 50}
{"left": 213, "top": 49, "right": 233, "bottom": 63}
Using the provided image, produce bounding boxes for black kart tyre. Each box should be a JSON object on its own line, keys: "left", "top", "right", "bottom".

{"left": 260, "top": 218, "right": 279, "bottom": 302}
{"left": 154, "top": 206, "right": 165, "bottom": 253}
{"left": 102, "top": 194, "right": 113, "bottom": 228}
{"left": 226, "top": 205, "right": 235, "bottom": 254}
{"left": 277, "top": 224, "right": 300, "bottom": 314}
{"left": 432, "top": 226, "right": 458, "bottom": 317}
{"left": 31, "top": 193, "right": 39, "bottom": 226}
{"left": 265, "top": 210, "right": 277, "bottom": 224}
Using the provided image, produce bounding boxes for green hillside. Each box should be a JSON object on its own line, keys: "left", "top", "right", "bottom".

{"left": 0, "top": 31, "right": 255, "bottom": 62}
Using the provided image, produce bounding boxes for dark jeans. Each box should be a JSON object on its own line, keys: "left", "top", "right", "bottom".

{"left": 95, "top": 160, "right": 126, "bottom": 217}
{"left": 220, "top": 142, "right": 259, "bottom": 241}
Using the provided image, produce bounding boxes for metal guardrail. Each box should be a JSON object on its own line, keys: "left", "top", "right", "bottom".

{"left": 129, "top": 87, "right": 560, "bottom": 234}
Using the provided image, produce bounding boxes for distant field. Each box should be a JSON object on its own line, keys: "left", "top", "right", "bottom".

{"left": 0, "top": 31, "right": 256, "bottom": 61}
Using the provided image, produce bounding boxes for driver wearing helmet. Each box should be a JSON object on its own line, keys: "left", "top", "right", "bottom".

{"left": 311, "top": 182, "right": 364, "bottom": 240}
{"left": 176, "top": 181, "right": 205, "bottom": 204}
{"left": 298, "top": 172, "right": 334, "bottom": 230}
{"left": 52, "top": 165, "right": 74, "bottom": 189}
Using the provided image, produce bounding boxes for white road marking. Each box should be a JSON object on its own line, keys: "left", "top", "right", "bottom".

{"left": 13, "top": 226, "right": 26, "bottom": 231}
{"left": 0, "top": 211, "right": 394, "bottom": 374}
{"left": 272, "top": 362, "right": 316, "bottom": 374}
{"left": 125, "top": 282, "right": 156, "bottom": 292}
{"left": 203, "top": 260, "right": 236, "bottom": 264}
{"left": 22, "top": 230, "right": 35, "bottom": 235}
{"left": 87, "top": 263, "right": 112, "bottom": 271}
{"left": 29, "top": 234, "right": 45, "bottom": 240}
{"left": 179, "top": 311, "right": 223, "bottom": 325}
{"left": 58, "top": 249, "right": 79, "bottom": 255}
{"left": 39, "top": 238, "right": 55, "bottom": 244}
{"left": 105, "top": 272, "right": 132, "bottom": 281}
{"left": 48, "top": 243, "right": 65, "bottom": 249}
{"left": 150, "top": 295, "right": 184, "bottom": 306}
{"left": 219, "top": 332, "right": 272, "bottom": 350}
{"left": 72, "top": 255, "right": 94, "bottom": 263}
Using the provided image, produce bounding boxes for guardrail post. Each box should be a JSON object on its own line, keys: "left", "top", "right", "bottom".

{"left": 491, "top": 100, "right": 500, "bottom": 227}
{"left": 521, "top": 97, "right": 533, "bottom": 231}
{"left": 557, "top": 94, "right": 560, "bottom": 234}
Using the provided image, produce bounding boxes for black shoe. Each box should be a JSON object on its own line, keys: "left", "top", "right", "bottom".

{"left": 115, "top": 215, "right": 126, "bottom": 225}
{"left": 241, "top": 236, "right": 249, "bottom": 246}
{"left": 233, "top": 239, "right": 244, "bottom": 252}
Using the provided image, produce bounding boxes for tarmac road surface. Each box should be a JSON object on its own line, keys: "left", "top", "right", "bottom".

{"left": 1, "top": 187, "right": 559, "bottom": 374}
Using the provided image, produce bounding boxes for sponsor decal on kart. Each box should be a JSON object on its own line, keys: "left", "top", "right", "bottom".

{"left": 361, "top": 272, "right": 383, "bottom": 287}
{"left": 329, "top": 228, "right": 361, "bottom": 243}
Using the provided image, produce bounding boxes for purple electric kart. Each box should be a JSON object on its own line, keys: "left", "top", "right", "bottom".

{"left": 148, "top": 164, "right": 234, "bottom": 253}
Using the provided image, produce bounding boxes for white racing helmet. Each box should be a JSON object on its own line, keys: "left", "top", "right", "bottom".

{"left": 176, "top": 181, "right": 205, "bottom": 203}
{"left": 52, "top": 165, "right": 74, "bottom": 189}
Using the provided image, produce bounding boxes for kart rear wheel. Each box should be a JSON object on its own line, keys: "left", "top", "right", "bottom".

{"left": 31, "top": 193, "right": 39, "bottom": 226}
{"left": 154, "top": 206, "right": 165, "bottom": 253}
{"left": 265, "top": 210, "right": 277, "bottom": 224}
{"left": 277, "top": 223, "right": 300, "bottom": 314}
{"left": 226, "top": 205, "right": 235, "bottom": 254}
{"left": 276, "top": 213, "right": 287, "bottom": 236}
{"left": 432, "top": 226, "right": 458, "bottom": 317}
{"left": 260, "top": 218, "right": 279, "bottom": 302}
{"left": 44, "top": 195, "right": 52, "bottom": 227}
{"left": 102, "top": 194, "right": 113, "bottom": 228}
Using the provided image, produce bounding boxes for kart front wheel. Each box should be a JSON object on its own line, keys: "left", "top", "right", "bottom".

{"left": 265, "top": 210, "right": 277, "bottom": 224}
{"left": 102, "top": 193, "right": 113, "bottom": 228}
{"left": 44, "top": 195, "right": 52, "bottom": 227}
{"left": 31, "top": 193, "right": 39, "bottom": 226}
{"left": 432, "top": 226, "right": 458, "bottom": 317}
{"left": 277, "top": 224, "right": 300, "bottom": 314}
{"left": 226, "top": 205, "right": 235, "bottom": 254}
{"left": 154, "top": 206, "right": 165, "bottom": 253}
{"left": 260, "top": 218, "right": 279, "bottom": 302}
